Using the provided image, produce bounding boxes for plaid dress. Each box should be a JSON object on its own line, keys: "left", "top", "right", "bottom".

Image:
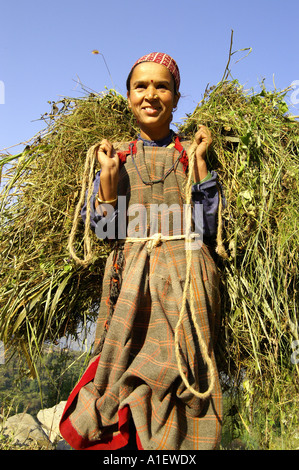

{"left": 60, "top": 140, "right": 222, "bottom": 450}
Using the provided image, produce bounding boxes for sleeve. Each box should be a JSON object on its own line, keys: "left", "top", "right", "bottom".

{"left": 192, "top": 170, "right": 225, "bottom": 241}
{"left": 80, "top": 170, "right": 119, "bottom": 240}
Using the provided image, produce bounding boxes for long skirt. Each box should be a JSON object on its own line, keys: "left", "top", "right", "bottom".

{"left": 59, "top": 239, "right": 222, "bottom": 450}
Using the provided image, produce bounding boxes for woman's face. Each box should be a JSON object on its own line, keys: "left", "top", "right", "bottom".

{"left": 127, "top": 62, "right": 179, "bottom": 141}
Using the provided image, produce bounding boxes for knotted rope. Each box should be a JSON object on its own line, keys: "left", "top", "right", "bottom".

{"left": 125, "top": 232, "right": 200, "bottom": 254}
{"left": 68, "top": 138, "right": 227, "bottom": 399}
{"left": 174, "top": 141, "right": 215, "bottom": 399}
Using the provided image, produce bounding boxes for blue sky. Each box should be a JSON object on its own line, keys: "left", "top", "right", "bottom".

{"left": 0, "top": 0, "right": 298, "bottom": 154}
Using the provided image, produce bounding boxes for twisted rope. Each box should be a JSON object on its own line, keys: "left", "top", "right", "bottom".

{"left": 67, "top": 143, "right": 100, "bottom": 266}
{"left": 173, "top": 141, "right": 216, "bottom": 399}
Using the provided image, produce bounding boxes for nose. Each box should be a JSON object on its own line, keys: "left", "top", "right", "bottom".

{"left": 146, "top": 85, "right": 158, "bottom": 100}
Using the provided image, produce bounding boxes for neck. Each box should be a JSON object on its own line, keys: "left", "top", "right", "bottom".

{"left": 139, "top": 127, "right": 171, "bottom": 142}
{"left": 138, "top": 130, "right": 175, "bottom": 147}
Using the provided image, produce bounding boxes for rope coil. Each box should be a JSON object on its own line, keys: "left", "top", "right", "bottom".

{"left": 68, "top": 143, "right": 99, "bottom": 266}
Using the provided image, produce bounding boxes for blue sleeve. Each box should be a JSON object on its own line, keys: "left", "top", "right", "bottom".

{"left": 81, "top": 171, "right": 101, "bottom": 230}
{"left": 81, "top": 171, "right": 118, "bottom": 239}
{"left": 192, "top": 171, "right": 225, "bottom": 240}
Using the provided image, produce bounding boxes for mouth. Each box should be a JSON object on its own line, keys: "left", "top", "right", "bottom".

{"left": 142, "top": 106, "right": 160, "bottom": 116}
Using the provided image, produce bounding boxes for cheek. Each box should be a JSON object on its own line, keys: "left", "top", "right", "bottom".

{"left": 128, "top": 101, "right": 139, "bottom": 118}
{"left": 163, "top": 95, "right": 175, "bottom": 112}
{"left": 127, "top": 92, "right": 139, "bottom": 111}
{"left": 161, "top": 90, "right": 176, "bottom": 106}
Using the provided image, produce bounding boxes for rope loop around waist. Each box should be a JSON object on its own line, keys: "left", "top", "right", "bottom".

{"left": 124, "top": 232, "right": 201, "bottom": 254}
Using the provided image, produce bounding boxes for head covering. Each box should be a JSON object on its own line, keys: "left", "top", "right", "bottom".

{"left": 131, "top": 52, "right": 180, "bottom": 91}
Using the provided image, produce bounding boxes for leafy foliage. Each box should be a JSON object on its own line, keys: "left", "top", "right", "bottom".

{"left": 0, "top": 346, "right": 89, "bottom": 416}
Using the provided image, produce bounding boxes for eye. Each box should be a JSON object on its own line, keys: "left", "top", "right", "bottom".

{"left": 134, "top": 82, "right": 146, "bottom": 90}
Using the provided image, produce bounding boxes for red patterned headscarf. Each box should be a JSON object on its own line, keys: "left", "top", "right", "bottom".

{"left": 131, "top": 52, "right": 180, "bottom": 91}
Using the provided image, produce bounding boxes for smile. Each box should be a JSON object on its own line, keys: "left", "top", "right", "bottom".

{"left": 143, "top": 107, "right": 160, "bottom": 115}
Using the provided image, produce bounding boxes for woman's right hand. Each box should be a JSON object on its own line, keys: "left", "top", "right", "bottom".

{"left": 96, "top": 140, "right": 119, "bottom": 208}
{"left": 97, "top": 139, "right": 119, "bottom": 173}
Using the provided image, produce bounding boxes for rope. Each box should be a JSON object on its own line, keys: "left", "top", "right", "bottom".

{"left": 67, "top": 142, "right": 100, "bottom": 266}
{"left": 125, "top": 232, "right": 200, "bottom": 254}
{"left": 173, "top": 140, "right": 216, "bottom": 399}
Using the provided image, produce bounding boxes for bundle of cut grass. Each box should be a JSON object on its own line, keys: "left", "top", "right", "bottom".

{"left": 0, "top": 91, "right": 138, "bottom": 374}
{"left": 181, "top": 81, "right": 299, "bottom": 378}
{"left": 0, "top": 81, "right": 298, "bottom": 446}
{"left": 181, "top": 80, "right": 299, "bottom": 448}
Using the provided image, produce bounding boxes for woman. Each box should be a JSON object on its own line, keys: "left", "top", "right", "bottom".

{"left": 60, "top": 52, "right": 222, "bottom": 450}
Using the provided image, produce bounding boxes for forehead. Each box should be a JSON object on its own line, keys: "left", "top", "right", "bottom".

{"left": 131, "top": 62, "right": 173, "bottom": 83}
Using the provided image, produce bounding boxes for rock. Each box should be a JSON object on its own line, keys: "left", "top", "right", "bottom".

{"left": 37, "top": 401, "right": 67, "bottom": 444}
{"left": 3, "top": 413, "right": 52, "bottom": 448}
{"left": 1, "top": 402, "right": 72, "bottom": 450}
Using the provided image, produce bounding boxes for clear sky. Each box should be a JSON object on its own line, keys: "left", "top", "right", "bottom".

{"left": 0, "top": 0, "right": 298, "bottom": 155}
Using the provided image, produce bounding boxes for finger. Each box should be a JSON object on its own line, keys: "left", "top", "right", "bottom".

{"left": 195, "top": 127, "right": 212, "bottom": 146}
{"left": 196, "top": 126, "right": 210, "bottom": 137}
{"left": 98, "top": 140, "right": 113, "bottom": 157}
{"left": 99, "top": 140, "right": 110, "bottom": 151}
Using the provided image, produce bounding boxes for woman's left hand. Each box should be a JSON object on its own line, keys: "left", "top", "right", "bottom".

{"left": 194, "top": 125, "right": 212, "bottom": 161}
